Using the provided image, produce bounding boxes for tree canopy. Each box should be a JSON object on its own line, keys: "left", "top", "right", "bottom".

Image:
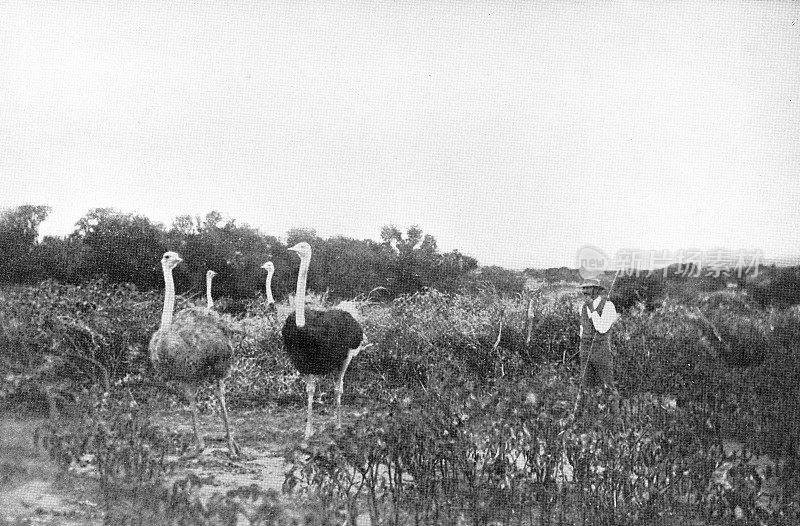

{"left": 1, "top": 205, "right": 487, "bottom": 301}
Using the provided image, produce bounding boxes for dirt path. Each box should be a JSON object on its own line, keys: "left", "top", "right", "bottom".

{"left": 0, "top": 418, "right": 102, "bottom": 525}
{"left": 1, "top": 405, "right": 343, "bottom": 524}
{"left": 1, "top": 406, "right": 322, "bottom": 523}
{"left": 154, "top": 406, "right": 295, "bottom": 490}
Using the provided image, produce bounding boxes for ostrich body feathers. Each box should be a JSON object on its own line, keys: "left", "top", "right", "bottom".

{"left": 282, "top": 308, "right": 363, "bottom": 375}
{"left": 149, "top": 307, "right": 234, "bottom": 383}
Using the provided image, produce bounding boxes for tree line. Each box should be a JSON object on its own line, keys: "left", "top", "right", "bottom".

{"left": 7, "top": 204, "right": 795, "bottom": 308}
{"left": 0, "top": 204, "right": 487, "bottom": 301}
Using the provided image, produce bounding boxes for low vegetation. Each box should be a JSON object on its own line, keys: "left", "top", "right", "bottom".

{"left": 2, "top": 203, "right": 799, "bottom": 524}
{"left": 1, "top": 277, "right": 799, "bottom": 524}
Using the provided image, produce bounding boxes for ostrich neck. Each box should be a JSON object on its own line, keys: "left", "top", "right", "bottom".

{"left": 161, "top": 265, "right": 175, "bottom": 329}
{"left": 206, "top": 275, "right": 214, "bottom": 309}
{"left": 265, "top": 271, "right": 275, "bottom": 304}
{"left": 295, "top": 257, "right": 310, "bottom": 327}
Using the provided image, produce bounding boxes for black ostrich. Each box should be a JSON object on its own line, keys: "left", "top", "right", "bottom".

{"left": 281, "top": 242, "right": 368, "bottom": 439}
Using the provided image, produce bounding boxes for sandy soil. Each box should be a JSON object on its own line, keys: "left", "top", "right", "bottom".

{"left": 0, "top": 403, "right": 358, "bottom": 525}
{"left": 0, "top": 418, "right": 102, "bottom": 525}
{"left": 152, "top": 405, "right": 303, "bottom": 496}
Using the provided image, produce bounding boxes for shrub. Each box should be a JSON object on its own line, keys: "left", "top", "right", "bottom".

{"left": 747, "top": 266, "right": 800, "bottom": 308}
{"left": 287, "top": 366, "right": 785, "bottom": 525}
{"left": 41, "top": 388, "right": 183, "bottom": 519}
{"left": 611, "top": 273, "right": 667, "bottom": 311}
{"left": 42, "top": 387, "right": 293, "bottom": 525}
{"left": 226, "top": 308, "right": 298, "bottom": 406}
{"left": 0, "top": 280, "right": 169, "bottom": 414}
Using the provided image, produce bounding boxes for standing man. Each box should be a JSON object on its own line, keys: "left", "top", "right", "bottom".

{"left": 578, "top": 279, "right": 618, "bottom": 390}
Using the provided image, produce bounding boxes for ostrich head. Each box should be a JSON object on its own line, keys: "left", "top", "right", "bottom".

{"left": 207, "top": 270, "right": 218, "bottom": 279}
{"left": 261, "top": 261, "right": 275, "bottom": 272}
{"left": 161, "top": 251, "right": 183, "bottom": 270}
{"left": 288, "top": 242, "right": 312, "bottom": 259}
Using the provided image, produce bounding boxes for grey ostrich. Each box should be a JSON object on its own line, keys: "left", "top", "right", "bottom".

{"left": 260, "top": 261, "right": 276, "bottom": 314}
{"left": 281, "top": 242, "right": 368, "bottom": 439}
{"left": 206, "top": 270, "right": 218, "bottom": 309}
{"left": 149, "top": 252, "right": 241, "bottom": 458}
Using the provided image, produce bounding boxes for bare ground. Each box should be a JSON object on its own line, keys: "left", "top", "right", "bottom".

{"left": 0, "top": 418, "right": 102, "bottom": 525}
{"left": 0, "top": 401, "right": 364, "bottom": 525}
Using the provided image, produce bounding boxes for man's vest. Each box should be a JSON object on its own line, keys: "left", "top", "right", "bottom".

{"left": 580, "top": 297, "right": 609, "bottom": 342}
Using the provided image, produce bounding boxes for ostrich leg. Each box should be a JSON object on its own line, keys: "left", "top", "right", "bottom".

{"left": 183, "top": 384, "right": 205, "bottom": 454}
{"left": 334, "top": 346, "right": 364, "bottom": 429}
{"left": 217, "top": 379, "right": 241, "bottom": 458}
{"left": 304, "top": 375, "right": 317, "bottom": 440}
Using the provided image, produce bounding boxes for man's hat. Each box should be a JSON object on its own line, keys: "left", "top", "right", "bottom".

{"left": 578, "top": 278, "right": 606, "bottom": 290}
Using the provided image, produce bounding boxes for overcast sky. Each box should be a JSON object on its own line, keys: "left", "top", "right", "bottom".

{"left": 2, "top": 1, "right": 798, "bottom": 270}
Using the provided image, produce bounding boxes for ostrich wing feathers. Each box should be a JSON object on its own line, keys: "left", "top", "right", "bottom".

{"left": 175, "top": 306, "right": 242, "bottom": 337}
{"left": 333, "top": 300, "right": 361, "bottom": 322}
{"left": 174, "top": 306, "right": 227, "bottom": 329}
{"left": 149, "top": 310, "right": 234, "bottom": 383}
